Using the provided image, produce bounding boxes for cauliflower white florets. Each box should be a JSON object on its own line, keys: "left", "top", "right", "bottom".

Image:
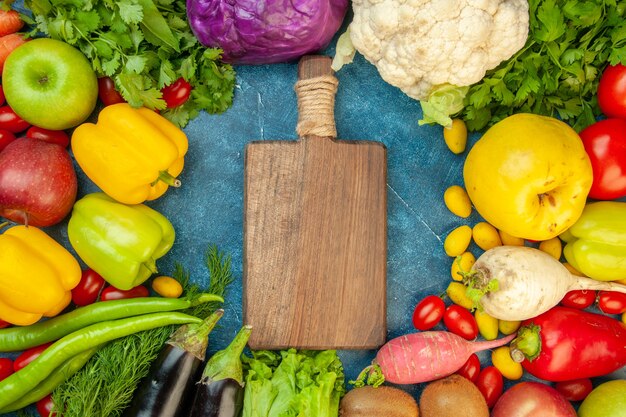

{"left": 349, "top": 0, "right": 529, "bottom": 100}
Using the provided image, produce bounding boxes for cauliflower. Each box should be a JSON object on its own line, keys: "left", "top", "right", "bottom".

{"left": 348, "top": 0, "right": 529, "bottom": 101}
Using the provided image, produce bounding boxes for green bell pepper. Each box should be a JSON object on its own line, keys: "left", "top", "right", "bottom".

{"left": 560, "top": 201, "right": 626, "bottom": 282}
{"left": 68, "top": 192, "right": 175, "bottom": 290}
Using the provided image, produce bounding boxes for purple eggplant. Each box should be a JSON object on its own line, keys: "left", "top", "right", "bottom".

{"left": 122, "top": 309, "right": 224, "bottom": 417}
{"left": 189, "top": 325, "right": 252, "bottom": 417}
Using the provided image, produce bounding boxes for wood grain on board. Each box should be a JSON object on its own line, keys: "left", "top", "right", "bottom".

{"left": 243, "top": 56, "right": 387, "bottom": 350}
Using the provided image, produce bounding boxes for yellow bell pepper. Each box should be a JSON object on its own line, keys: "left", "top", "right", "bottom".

{"left": 0, "top": 226, "right": 81, "bottom": 326}
{"left": 71, "top": 103, "right": 189, "bottom": 205}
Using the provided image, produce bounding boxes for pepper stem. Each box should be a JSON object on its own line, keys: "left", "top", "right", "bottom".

{"left": 157, "top": 170, "right": 181, "bottom": 188}
{"left": 509, "top": 324, "right": 542, "bottom": 362}
{"left": 167, "top": 309, "right": 224, "bottom": 361}
{"left": 199, "top": 324, "right": 252, "bottom": 386}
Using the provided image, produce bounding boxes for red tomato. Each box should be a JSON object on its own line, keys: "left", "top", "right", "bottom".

{"left": 72, "top": 268, "right": 106, "bottom": 306}
{"left": 36, "top": 394, "right": 57, "bottom": 417}
{"left": 598, "top": 291, "right": 626, "bottom": 315}
{"left": 100, "top": 285, "right": 149, "bottom": 301}
{"left": 26, "top": 126, "right": 70, "bottom": 148}
{"left": 598, "top": 63, "right": 626, "bottom": 119}
{"left": 443, "top": 304, "right": 478, "bottom": 340}
{"left": 412, "top": 295, "right": 445, "bottom": 330}
{"left": 0, "top": 319, "right": 10, "bottom": 329}
{"left": 161, "top": 77, "right": 192, "bottom": 108}
{"left": 97, "top": 77, "right": 126, "bottom": 106}
{"left": 0, "top": 85, "right": 4, "bottom": 106}
{"left": 0, "top": 128, "right": 16, "bottom": 152}
{"left": 14, "top": 342, "right": 53, "bottom": 371}
{"left": 456, "top": 353, "right": 481, "bottom": 382}
{"left": 555, "top": 378, "right": 593, "bottom": 402}
{"left": 560, "top": 289, "right": 596, "bottom": 310}
{"left": 0, "top": 105, "right": 30, "bottom": 133}
{"left": 492, "top": 382, "right": 577, "bottom": 417}
{"left": 579, "top": 118, "right": 626, "bottom": 200}
{"left": 0, "top": 357, "right": 14, "bottom": 381}
{"left": 475, "top": 366, "right": 504, "bottom": 408}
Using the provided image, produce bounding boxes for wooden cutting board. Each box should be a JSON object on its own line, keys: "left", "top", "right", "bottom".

{"left": 243, "top": 55, "right": 387, "bottom": 350}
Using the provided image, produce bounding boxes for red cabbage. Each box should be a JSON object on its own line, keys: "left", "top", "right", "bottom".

{"left": 186, "top": 0, "right": 349, "bottom": 64}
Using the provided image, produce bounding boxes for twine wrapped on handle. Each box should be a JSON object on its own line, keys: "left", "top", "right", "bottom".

{"left": 294, "top": 75, "right": 339, "bottom": 138}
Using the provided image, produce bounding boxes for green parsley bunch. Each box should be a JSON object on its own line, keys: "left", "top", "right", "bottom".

{"left": 24, "top": 0, "right": 236, "bottom": 128}
{"left": 460, "top": 0, "right": 626, "bottom": 132}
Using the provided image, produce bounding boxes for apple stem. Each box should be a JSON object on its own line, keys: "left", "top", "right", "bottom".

{"left": 155, "top": 171, "right": 181, "bottom": 188}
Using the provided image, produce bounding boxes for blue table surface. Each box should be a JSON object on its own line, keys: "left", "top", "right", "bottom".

{"left": 3, "top": 5, "right": 625, "bottom": 416}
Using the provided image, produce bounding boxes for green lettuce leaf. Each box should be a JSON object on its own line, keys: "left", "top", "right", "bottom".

{"left": 242, "top": 349, "right": 345, "bottom": 417}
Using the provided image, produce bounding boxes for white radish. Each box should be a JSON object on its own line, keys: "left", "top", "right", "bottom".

{"left": 464, "top": 245, "right": 626, "bottom": 321}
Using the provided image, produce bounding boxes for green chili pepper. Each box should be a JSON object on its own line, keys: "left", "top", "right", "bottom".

{"left": 560, "top": 201, "right": 626, "bottom": 281}
{"left": 0, "top": 312, "right": 201, "bottom": 409}
{"left": 0, "top": 346, "right": 101, "bottom": 413}
{"left": 0, "top": 293, "right": 223, "bottom": 352}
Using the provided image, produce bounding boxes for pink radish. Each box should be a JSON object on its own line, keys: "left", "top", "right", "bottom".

{"left": 464, "top": 245, "right": 626, "bottom": 321}
{"left": 354, "top": 331, "right": 516, "bottom": 386}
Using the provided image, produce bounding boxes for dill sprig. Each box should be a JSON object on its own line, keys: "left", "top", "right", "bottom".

{"left": 51, "top": 244, "right": 234, "bottom": 417}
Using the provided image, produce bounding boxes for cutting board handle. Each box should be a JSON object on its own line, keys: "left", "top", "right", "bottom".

{"left": 295, "top": 55, "right": 338, "bottom": 139}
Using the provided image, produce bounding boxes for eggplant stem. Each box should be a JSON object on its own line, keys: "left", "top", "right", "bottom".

{"left": 200, "top": 324, "right": 252, "bottom": 386}
{"left": 167, "top": 309, "right": 224, "bottom": 360}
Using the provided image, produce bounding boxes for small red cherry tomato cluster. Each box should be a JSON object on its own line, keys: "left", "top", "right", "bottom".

{"left": 0, "top": 357, "right": 14, "bottom": 382}
{"left": 100, "top": 285, "right": 149, "bottom": 301}
{"left": 13, "top": 342, "right": 53, "bottom": 371}
{"left": 0, "top": 83, "right": 70, "bottom": 152}
{"left": 412, "top": 295, "right": 445, "bottom": 330}
{"left": 560, "top": 289, "right": 596, "bottom": 310}
{"left": 161, "top": 78, "right": 192, "bottom": 108}
{"left": 475, "top": 366, "right": 504, "bottom": 408}
{"left": 72, "top": 268, "right": 106, "bottom": 306}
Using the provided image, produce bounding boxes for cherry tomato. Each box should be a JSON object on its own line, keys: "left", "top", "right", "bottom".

{"left": 598, "top": 63, "right": 626, "bottom": 119}
{"left": 456, "top": 353, "right": 481, "bottom": 382}
{"left": 579, "top": 118, "right": 626, "bottom": 200}
{"left": 475, "top": 366, "right": 504, "bottom": 408}
{"left": 598, "top": 291, "right": 626, "bottom": 315}
{"left": 0, "top": 357, "right": 14, "bottom": 381}
{"left": 26, "top": 126, "right": 70, "bottom": 148}
{"left": 97, "top": 77, "right": 126, "bottom": 106}
{"left": 100, "top": 285, "right": 149, "bottom": 301}
{"left": 161, "top": 77, "right": 192, "bottom": 108}
{"left": 443, "top": 304, "right": 478, "bottom": 340}
{"left": 0, "top": 105, "right": 30, "bottom": 133}
{"left": 36, "top": 394, "right": 57, "bottom": 417}
{"left": 560, "top": 289, "right": 596, "bottom": 310}
{"left": 0, "top": 85, "right": 5, "bottom": 106}
{"left": 0, "top": 129, "right": 16, "bottom": 152}
{"left": 412, "top": 295, "right": 445, "bottom": 330}
{"left": 72, "top": 268, "right": 106, "bottom": 306}
{"left": 555, "top": 378, "right": 593, "bottom": 402}
{"left": 0, "top": 319, "right": 10, "bottom": 329}
{"left": 14, "top": 342, "right": 53, "bottom": 371}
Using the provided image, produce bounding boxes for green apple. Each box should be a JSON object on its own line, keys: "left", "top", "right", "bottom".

{"left": 578, "top": 380, "right": 626, "bottom": 417}
{"left": 2, "top": 38, "right": 98, "bottom": 130}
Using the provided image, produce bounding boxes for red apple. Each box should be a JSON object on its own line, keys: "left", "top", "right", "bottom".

{"left": 0, "top": 137, "right": 77, "bottom": 226}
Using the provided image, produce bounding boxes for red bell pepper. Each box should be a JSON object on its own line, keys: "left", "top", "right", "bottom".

{"left": 509, "top": 306, "right": 626, "bottom": 381}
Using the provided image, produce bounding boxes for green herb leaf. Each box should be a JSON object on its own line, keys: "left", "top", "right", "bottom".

{"left": 51, "top": 244, "right": 234, "bottom": 417}
{"left": 459, "top": 0, "right": 626, "bottom": 132}
{"left": 25, "top": 0, "right": 235, "bottom": 128}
